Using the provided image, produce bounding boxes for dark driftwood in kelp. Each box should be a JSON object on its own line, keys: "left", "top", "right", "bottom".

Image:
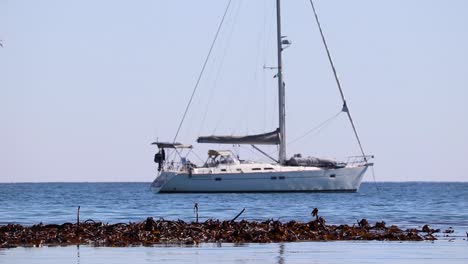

{"left": 0, "top": 217, "right": 439, "bottom": 247}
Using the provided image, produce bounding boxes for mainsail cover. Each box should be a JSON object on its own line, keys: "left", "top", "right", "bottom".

{"left": 197, "top": 129, "right": 280, "bottom": 145}
{"left": 151, "top": 142, "right": 193, "bottom": 149}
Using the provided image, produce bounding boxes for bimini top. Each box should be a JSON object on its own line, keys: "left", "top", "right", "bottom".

{"left": 197, "top": 128, "right": 280, "bottom": 145}
{"left": 208, "top": 149, "right": 235, "bottom": 157}
{"left": 151, "top": 142, "right": 193, "bottom": 149}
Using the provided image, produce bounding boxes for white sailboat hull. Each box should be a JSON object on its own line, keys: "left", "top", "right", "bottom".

{"left": 151, "top": 165, "right": 368, "bottom": 193}
{"left": 151, "top": 1, "right": 374, "bottom": 193}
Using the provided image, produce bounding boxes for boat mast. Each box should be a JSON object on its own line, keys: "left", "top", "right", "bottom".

{"left": 276, "top": 0, "right": 286, "bottom": 164}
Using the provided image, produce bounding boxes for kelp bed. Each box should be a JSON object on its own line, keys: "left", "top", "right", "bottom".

{"left": 0, "top": 216, "right": 441, "bottom": 247}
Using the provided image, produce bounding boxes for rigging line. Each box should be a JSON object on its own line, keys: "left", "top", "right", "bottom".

{"left": 288, "top": 110, "right": 342, "bottom": 146}
{"left": 251, "top": 145, "right": 278, "bottom": 163}
{"left": 239, "top": 144, "right": 261, "bottom": 158}
{"left": 371, "top": 165, "right": 380, "bottom": 193}
{"left": 166, "top": 149, "right": 175, "bottom": 162}
{"left": 308, "top": 0, "right": 368, "bottom": 162}
{"left": 191, "top": 150, "right": 205, "bottom": 164}
{"left": 261, "top": 0, "right": 268, "bottom": 131}
{"left": 172, "top": 148, "right": 183, "bottom": 160}
{"left": 197, "top": 0, "right": 242, "bottom": 137}
{"left": 172, "top": 0, "right": 233, "bottom": 143}
{"left": 202, "top": 0, "right": 243, "bottom": 137}
{"left": 185, "top": 148, "right": 204, "bottom": 164}
{"left": 261, "top": 1, "right": 278, "bottom": 131}
{"left": 267, "top": 111, "right": 342, "bottom": 156}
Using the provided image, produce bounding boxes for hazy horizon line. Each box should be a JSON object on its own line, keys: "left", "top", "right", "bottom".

{"left": 1, "top": 180, "right": 467, "bottom": 184}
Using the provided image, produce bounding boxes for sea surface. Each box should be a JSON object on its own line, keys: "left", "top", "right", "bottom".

{"left": 0, "top": 182, "right": 467, "bottom": 263}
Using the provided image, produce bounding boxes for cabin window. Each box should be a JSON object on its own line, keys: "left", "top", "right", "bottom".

{"left": 215, "top": 177, "right": 222, "bottom": 181}
{"left": 264, "top": 168, "right": 274, "bottom": 170}
{"left": 252, "top": 168, "right": 261, "bottom": 171}
{"left": 221, "top": 169, "right": 227, "bottom": 172}
{"left": 279, "top": 176, "right": 285, "bottom": 180}
{"left": 329, "top": 174, "right": 336, "bottom": 178}
{"left": 236, "top": 168, "right": 242, "bottom": 171}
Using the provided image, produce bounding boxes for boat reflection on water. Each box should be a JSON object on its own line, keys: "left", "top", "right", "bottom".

{"left": 2, "top": 241, "right": 467, "bottom": 264}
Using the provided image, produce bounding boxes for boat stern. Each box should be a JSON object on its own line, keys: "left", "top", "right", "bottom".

{"left": 150, "top": 171, "right": 177, "bottom": 193}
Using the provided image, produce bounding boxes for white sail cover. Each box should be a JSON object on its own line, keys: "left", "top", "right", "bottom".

{"left": 197, "top": 129, "right": 280, "bottom": 145}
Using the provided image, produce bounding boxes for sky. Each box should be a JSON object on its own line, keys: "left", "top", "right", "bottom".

{"left": 1, "top": 0, "right": 467, "bottom": 182}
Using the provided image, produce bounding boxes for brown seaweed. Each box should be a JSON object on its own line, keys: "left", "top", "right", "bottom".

{"left": 0, "top": 216, "right": 440, "bottom": 248}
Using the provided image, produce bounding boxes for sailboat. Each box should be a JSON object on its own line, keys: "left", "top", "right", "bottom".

{"left": 151, "top": 0, "right": 373, "bottom": 193}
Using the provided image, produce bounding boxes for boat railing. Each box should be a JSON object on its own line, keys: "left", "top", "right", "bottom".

{"left": 346, "top": 155, "right": 374, "bottom": 166}
{"left": 162, "top": 161, "right": 190, "bottom": 172}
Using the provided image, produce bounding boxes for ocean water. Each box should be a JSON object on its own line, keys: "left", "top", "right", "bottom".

{"left": 0, "top": 182, "right": 467, "bottom": 263}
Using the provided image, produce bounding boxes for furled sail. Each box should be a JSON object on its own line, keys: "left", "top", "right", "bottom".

{"left": 151, "top": 142, "right": 193, "bottom": 149}
{"left": 197, "top": 129, "right": 280, "bottom": 145}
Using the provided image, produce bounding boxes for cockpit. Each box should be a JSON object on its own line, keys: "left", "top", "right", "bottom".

{"left": 205, "top": 150, "right": 240, "bottom": 167}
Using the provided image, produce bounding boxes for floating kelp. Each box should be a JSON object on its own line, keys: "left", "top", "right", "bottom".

{"left": 0, "top": 216, "right": 440, "bottom": 247}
